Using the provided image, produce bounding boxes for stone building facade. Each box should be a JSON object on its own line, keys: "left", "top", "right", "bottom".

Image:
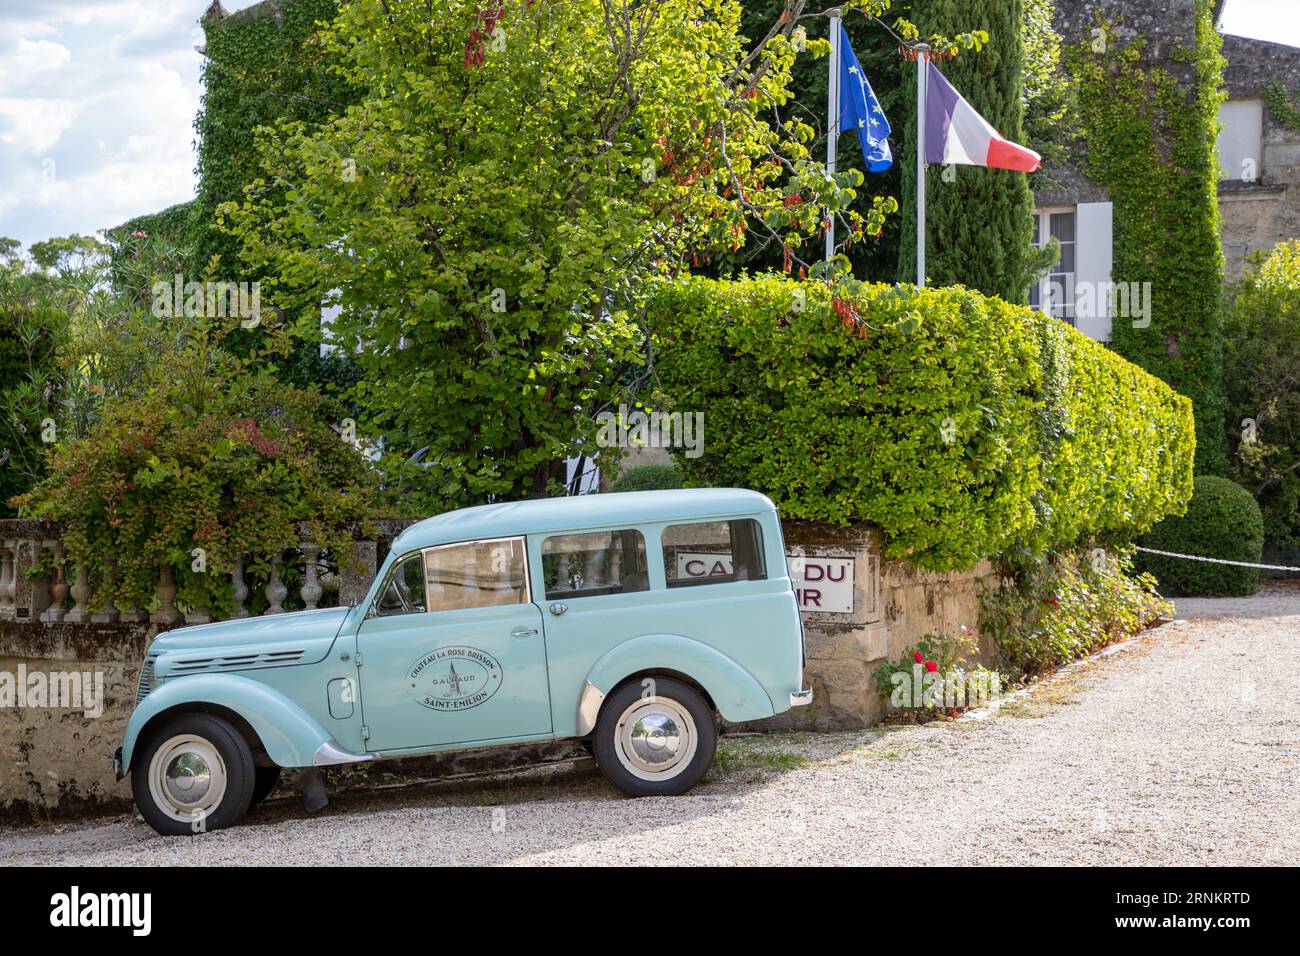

{"left": 1035, "top": 0, "right": 1300, "bottom": 342}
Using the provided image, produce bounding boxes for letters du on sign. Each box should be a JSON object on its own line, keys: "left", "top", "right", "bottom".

{"left": 674, "top": 553, "right": 854, "bottom": 613}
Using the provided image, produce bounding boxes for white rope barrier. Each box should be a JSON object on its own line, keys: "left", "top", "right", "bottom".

{"left": 1133, "top": 546, "right": 1300, "bottom": 573}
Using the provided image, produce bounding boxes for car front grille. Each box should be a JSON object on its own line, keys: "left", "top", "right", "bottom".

{"left": 136, "top": 655, "right": 157, "bottom": 705}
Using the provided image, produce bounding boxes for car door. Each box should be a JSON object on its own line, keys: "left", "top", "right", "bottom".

{"left": 356, "top": 536, "right": 553, "bottom": 752}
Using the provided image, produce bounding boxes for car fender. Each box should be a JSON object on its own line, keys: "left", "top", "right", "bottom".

{"left": 121, "top": 673, "right": 336, "bottom": 772}
{"left": 580, "top": 633, "right": 775, "bottom": 729}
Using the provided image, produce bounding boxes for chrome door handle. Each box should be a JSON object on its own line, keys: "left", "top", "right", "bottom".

{"left": 511, "top": 627, "right": 538, "bottom": 638}
{"left": 548, "top": 602, "right": 568, "bottom": 616}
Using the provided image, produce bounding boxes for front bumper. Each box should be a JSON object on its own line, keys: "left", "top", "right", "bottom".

{"left": 790, "top": 688, "right": 813, "bottom": 707}
{"left": 112, "top": 746, "right": 124, "bottom": 781}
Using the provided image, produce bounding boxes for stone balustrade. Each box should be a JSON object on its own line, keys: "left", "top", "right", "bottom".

{"left": 0, "top": 518, "right": 417, "bottom": 627}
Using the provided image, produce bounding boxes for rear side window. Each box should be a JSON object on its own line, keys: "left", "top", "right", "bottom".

{"left": 663, "top": 518, "right": 767, "bottom": 588}
{"left": 542, "top": 530, "right": 650, "bottom": 600}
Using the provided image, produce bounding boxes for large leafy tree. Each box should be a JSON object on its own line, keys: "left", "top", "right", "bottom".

{"left": 226, "top": 0, "right": 919, "bottom": 509}
{"left": 896, "top": 0, "right": 1037, "bottom": 301}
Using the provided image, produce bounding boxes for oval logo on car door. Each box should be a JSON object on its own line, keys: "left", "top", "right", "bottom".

{"left": 407, "top": 646, "right": 503, "bottom": 711}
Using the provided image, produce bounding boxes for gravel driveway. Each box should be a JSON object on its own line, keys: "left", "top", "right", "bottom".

{"left": 3, "top": 587, "right": 1297, "bottom": 866}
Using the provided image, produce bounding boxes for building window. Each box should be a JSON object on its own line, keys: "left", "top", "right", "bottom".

{"left": 1029, "top": 208, "right": 1076, "bottom": 326}
{"left": 1217, "top": 99, "right": 1263, "bottom": 183}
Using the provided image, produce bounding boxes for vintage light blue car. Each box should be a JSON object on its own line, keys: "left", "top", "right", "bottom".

{"left": 117, "top": 488, "right": 811, "bottom": 834}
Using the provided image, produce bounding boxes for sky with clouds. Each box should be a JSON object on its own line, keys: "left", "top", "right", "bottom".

{"left": 0, "top": 0, "right": 1298, "bottom": 252}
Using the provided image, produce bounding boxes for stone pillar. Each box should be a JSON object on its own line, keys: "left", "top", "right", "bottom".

{"left": 231, "top": 560, "right": 250, "bottom": 618}
{"left": 300, "top": 542, "right": 322, "bottom": 610}
{"left": 265, "top": 554, "right": 287, "bottom": 614}
{"left": 150, "top": 565, "right": 182, "bottom": 625}
{"left": 64, "top": 562, "right": 92, "bottom": 624}
{"left": 778, "top": 521, "right": 887, "bottom": 729}
{"left": 12, "top": 538, "right": 51, "bottom": 622}
{"left": 41, "top": 539, "right": 68, "bottom": 623}
{"left": 0, "top": 540, "right": 16, "bottom": 620}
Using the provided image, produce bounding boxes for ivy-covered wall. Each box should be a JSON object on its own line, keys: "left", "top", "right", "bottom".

{"left": 193, "top": 0, "right": 353, "bottom": 277}
{"left": 1067, "top": 0, "right": 1228, "bottom": 475}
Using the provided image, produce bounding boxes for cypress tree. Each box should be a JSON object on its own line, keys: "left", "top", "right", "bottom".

{"left": 897, "top": 0, "right": 1036, "bottom": 302}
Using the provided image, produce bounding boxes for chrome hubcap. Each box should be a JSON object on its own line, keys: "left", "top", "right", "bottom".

{"left": 164, "top": 751, "right": 212, "bottom": 804}
{"left": 148, "top": 734, "right": 228, "bottom": 825}
{"left": 614, "top": 697, "right": 697, "bottom": 781}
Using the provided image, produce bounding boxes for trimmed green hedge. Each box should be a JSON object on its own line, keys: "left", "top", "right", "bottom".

{"left": 1136, "top": 476, "right": 1263, "bottom": 596}
{"left": 607, "top": 463, "right": 684, "bottom": 494}
{"left": 648, "top": 275, "right": 1195, "bottom": 571}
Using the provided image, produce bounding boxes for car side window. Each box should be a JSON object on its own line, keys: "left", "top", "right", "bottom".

{"left": 662, "top": 518, "right": 768, "bottom": 588}
{"left": 374, "top": 552, "right": 427, "bottom": 615}
{"left": 424, "top": 537, "right": 528, "bottom": 612}
{"left": 542, "top": 529, "right": 650, "bottom": 600}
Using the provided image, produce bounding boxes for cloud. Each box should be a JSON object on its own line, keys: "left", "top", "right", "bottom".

{"left": 0, "top": 1, "right": 264, "bottom": 249}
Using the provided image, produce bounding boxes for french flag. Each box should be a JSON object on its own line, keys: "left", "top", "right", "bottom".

{"left": 925, "top": 61, "right": 1041, "bottom": 173}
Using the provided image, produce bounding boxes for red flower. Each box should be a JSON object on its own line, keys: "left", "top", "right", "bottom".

{"left": 924, "top": 660, "right": 938, "bottom": 673}
{"left": 1042, "top": 598, "right": 1059, "bottom": 607}
{"left": 913, "top": 651, "right": 924, "bottom": 664}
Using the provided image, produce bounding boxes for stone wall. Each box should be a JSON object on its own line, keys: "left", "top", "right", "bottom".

{"left": 0, "top": 620, "right": 150, "bottom": 822}
{"left": 756, "top": 521, "right": 1004, "bottom": 731}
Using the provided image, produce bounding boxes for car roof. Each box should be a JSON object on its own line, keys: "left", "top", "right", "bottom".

{"left": 391, "top": 488, "right": 775, "bottom": 552}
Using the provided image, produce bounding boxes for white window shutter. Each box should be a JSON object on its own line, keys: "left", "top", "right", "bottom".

{"left": 1074, "top": 202, "right": 1113, "bottom": 342}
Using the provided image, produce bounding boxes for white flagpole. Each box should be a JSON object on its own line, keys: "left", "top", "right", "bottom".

{"left": 915, "top": 43, "right": 930, "bottom": 287}
{"left": 825, "top": 9, "right": 842, "bottom": 262}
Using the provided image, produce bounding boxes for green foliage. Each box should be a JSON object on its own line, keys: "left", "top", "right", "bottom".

{"left": 1021, "top": 0, "right": 1075, "bottom": 176}
{"left": 1264, "top": 82, "right": 1300, "bottom": 134}
{"left": 1223, "top": 240, "right": 1300, "bottom": 549}
{"left": 16, "top": 312, "right": 382, "bottom": 616}
{"left": 106, "top": 202, "right": 196, "bottom": 294}
{"left": 1068, "top": 4, "right": 1228, "bottom": 475}
{"left": 897, "top": 0, "right": 1037, "bottom": 302}
{"left": 647, "top": 274, "right": 1195, "bottom": 571}
{"left": 980, "top": 549, "right": 1171, "bottom": 676}
{"left": 223, "top": 0, "right": 902, "bottom": 512}
{"left": 0, "top": 246, "right": 70, "bottom": 516}
{"left": 1136, "top": 476, "right": 1263, "bottom": 597}
{"left": 730, "top": 0, "right": 908, "bottom": 282}
{"left": 191, "top": 0, "right": 362, "bottom": 400}
{"left": 607, "top": 463, "right": 685, "bottom": 493}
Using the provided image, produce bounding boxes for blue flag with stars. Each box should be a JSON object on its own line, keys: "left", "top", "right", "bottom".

{"left": 838, "top": 24, "right": 892, "bottom": 172}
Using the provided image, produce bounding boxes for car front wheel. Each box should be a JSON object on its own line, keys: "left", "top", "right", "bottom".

{"left": 132, "top": 713, "right": 255, "bottom": 836}
{"left": 593, "top": 677, "right": 717, "bottom": 797}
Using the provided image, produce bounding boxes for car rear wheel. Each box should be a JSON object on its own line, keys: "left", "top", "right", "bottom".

{"left": 132, "top": 713, "right": 255, "bottom": 836}
{"left": 593, "top": 677, "right": 716, "bottom": 797}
